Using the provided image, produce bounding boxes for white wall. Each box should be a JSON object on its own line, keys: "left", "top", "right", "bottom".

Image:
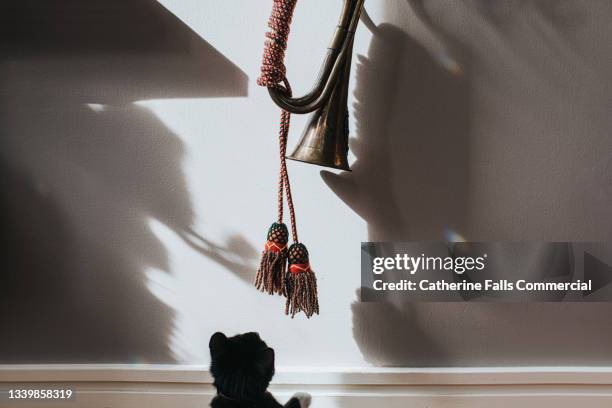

{"left": 1, "top": 0, "right": 611, "bottom": 368}
{"left": 138, "top": 0, "right": 376, "bottom": 367}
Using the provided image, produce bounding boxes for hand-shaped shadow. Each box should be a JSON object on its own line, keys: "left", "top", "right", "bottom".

{"left": 0, "top": 0, "right": 247, "bottom": 363}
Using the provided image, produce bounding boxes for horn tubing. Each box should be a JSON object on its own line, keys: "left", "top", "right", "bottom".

{"left": 269, "top": 0, "right": 355, "bottom": 106}
{"left": 268, "top": 0, "right": 364, "bottom": 114}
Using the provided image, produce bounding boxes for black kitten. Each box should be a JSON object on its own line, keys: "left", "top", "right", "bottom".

{"left": 209, "top": 332, "right": 310, "bottom": 408}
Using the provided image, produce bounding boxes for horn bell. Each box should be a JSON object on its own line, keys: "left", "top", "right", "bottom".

{"left": 286, "top": 47, "right": 353, "bottom": 171}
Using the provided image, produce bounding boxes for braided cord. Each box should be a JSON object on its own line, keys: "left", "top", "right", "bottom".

{"left": 278, "top": 83, "right": 298, "bottom": 242}
{"left": 259, "top": 0, "right": 300, "bottom": 243}
{"left": 257, "top": 0, "right": 298, "bottom": 89}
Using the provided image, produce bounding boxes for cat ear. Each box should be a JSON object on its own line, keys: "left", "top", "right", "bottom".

{"left": 261, "top": 347, "right": 275, "bottom": 369}
{"left": 209, "top": 332, "right": 228, "bottom": 356}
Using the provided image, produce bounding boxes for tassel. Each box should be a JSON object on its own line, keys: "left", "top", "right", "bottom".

{"left": 255, "top": 222, "right": 289, "bottom": 295}
{"left": 256, "top": 1, "right": 321, "bottom": 317}
{"left": 285, "top": 243, "right": 319, "bottom": 318}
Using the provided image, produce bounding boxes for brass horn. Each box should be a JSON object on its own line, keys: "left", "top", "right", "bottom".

{"left": 268, "top": 0, "right": 365, "bottom": 171}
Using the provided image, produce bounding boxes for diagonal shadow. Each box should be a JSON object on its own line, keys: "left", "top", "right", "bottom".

{"left": 0, "top": 0, "right": 248, "bottom": 363}
{"left": 0, "top": 0, "right": 247, "bottom": 100}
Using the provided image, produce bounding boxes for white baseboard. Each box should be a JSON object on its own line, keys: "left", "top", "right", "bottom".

{"left": 1, "top": 365, "right": 612, "bottom": 408}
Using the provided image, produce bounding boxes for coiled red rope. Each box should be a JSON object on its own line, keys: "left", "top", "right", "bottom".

{"left": 257, "top": 0, "right": 298, "bottom": 89}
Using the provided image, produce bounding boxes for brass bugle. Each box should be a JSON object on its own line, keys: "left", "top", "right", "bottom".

{"left": 268, "top": 0, "right": 365, "bottom": 171}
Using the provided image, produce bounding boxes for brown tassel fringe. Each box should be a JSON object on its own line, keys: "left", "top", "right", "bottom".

{"left": 285, "top": 243, "right": 319, "bottom": 318}
{"left": 255, "top": 249, "right": 287, "bottom": 295}
{"left": 285, "top": 269, "right": 319, "bottom": 318}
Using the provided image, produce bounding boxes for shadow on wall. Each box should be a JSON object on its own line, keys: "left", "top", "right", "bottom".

{"left": 0, "top": 0, "right": 247, "bottom": 363}
{"left": 322, "top": 24, "right": 470, "bottom": 242}
{"left": 322, "top": 22, "right": 470, "bottom": 366}
{"left": 328, "top": 0, "right": 612, "bottom": 367}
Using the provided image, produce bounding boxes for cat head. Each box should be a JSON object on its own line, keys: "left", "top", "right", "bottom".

{"left": 209, "top": 332, "right": 275, "bottom": 401}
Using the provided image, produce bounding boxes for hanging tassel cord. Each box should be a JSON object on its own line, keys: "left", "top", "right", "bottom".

{"left": 253, "top": 0, "right": 299, "bottom": 298}
{"left": 278, "top": 100, "right": 298, "bottom": 243}
{"left": 258, "top": 0, "right": 300, "bottom": 243}
{"left": 256, "top": 0, "right": 319, "bottom": 318}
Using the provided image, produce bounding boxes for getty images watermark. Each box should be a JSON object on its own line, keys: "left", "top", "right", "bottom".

{"left": 361, "top": 242, "right": 611, "bottom": 302}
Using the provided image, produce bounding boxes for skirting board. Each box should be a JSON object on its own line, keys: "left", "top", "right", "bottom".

{"left": 1, "top": 365, "right": 612, "bottom": 408}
